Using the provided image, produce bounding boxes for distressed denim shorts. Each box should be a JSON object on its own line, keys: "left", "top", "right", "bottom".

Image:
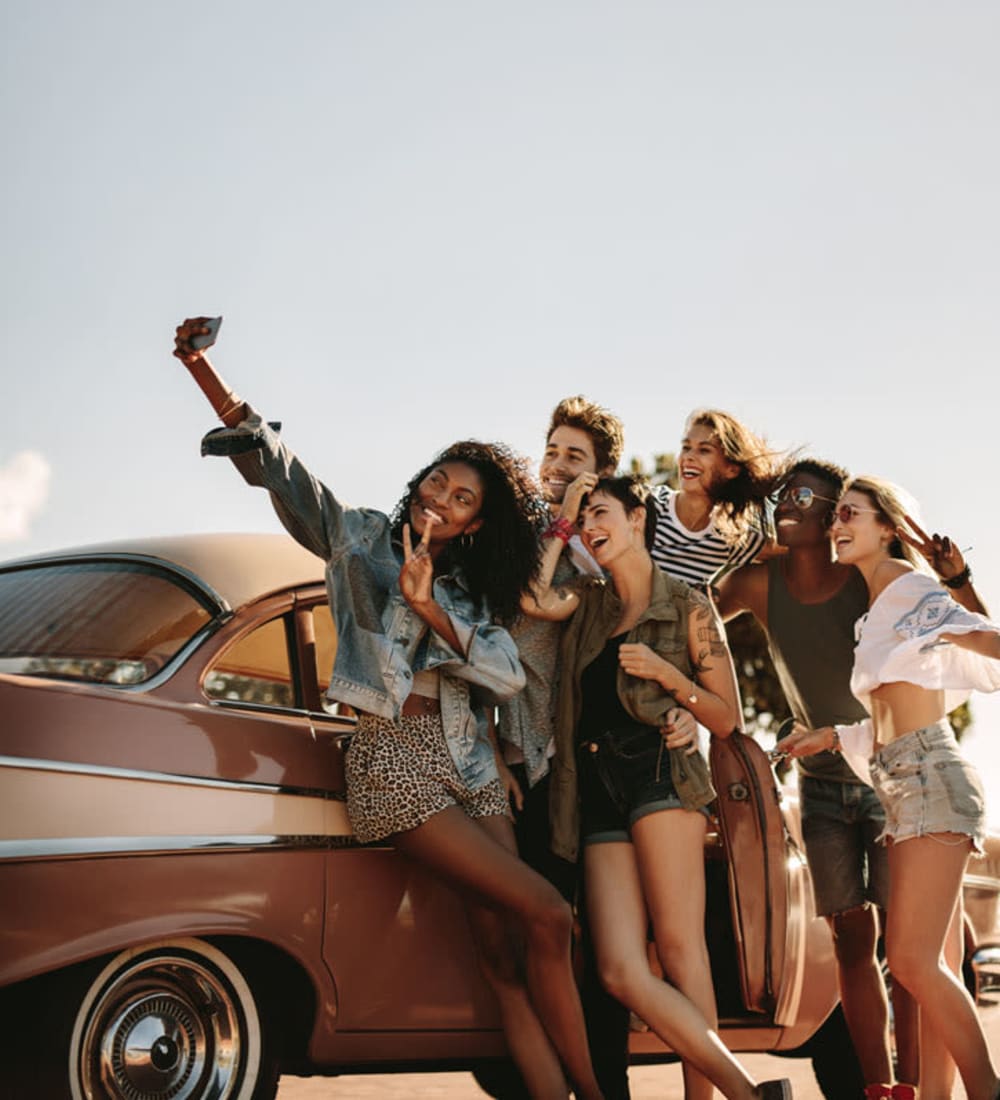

{"left": 800, "top": 775, "right": 889, "bottom": 917}
{"left": 578, "top": 724, "right": 706, "bottom": 845}
{"left": 869, "top": 719, "right": 985, "bottom": 853}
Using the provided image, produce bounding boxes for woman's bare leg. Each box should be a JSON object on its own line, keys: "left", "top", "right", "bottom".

{"left": 391, "top": 807, "right": 603, "bottom": 1100}
{"left": 915, "top": 894, "right": 963, "bottom": 1100}
{"left": 632, "top": 809, "right": 716, "bottom": 1100}
{"left": 584, "top": 838, "right": 759, "bottom": 1100}
{"left": 885, "top": 835, "right": 997, "bottom": 1100}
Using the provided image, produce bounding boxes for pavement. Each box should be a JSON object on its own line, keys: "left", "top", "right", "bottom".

{"left": 276, "top": 994, "right": 1000, "bottom": 1099}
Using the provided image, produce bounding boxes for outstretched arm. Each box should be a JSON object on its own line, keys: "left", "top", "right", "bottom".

{"left": 173, "top": 316, "right": 346, "bottom": 563}
{"left": 940, "top": 630, "right": 1000, "bottom": 661}
{"left": 714, "top": 561, "right": 768, "bottom": 625}
{"left": 173, "top": 317, "right": 248, "bottom": 427}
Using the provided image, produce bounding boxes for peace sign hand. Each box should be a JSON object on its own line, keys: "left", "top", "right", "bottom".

{"left": 897, "top": 513, "right": 966, "bottom": 583}
{"left": 400, "top": 518, "right": 438, "bottom": 609}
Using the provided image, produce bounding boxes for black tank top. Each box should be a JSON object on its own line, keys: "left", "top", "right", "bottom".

{"left": 579, "top": 634, "right": 632, "bottom": 743}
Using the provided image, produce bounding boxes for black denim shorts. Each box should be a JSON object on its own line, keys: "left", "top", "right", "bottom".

{"left": 578, "top": 723, "right": 704, "bottom": 844}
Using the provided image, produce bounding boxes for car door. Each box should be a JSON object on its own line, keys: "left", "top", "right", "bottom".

{"left": 292, "top": 600, "right": 503, "bottom": 1055}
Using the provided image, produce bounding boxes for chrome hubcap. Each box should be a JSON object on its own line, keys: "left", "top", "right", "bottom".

{"left": 79, "top": 953, "right": 243, "bottom": 1100}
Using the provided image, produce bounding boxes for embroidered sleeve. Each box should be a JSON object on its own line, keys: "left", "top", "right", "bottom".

{"left": 893, "top": 589, "right": 963, "bottom": 642}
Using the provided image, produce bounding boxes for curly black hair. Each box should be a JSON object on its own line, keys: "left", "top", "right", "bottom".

{"left": 776, "top": 456, "right": 850, "bottom": 498}
{"left": 390, "top": 441, "right": 548, "bottom": 627}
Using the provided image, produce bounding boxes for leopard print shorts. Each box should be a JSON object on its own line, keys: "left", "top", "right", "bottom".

{"left": 345, "top": 712, "right": 509, "bottom": 844}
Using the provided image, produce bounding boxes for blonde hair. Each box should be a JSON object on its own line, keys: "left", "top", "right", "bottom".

{"left": 844, "top": 475, "right": 923, "bottom": 569}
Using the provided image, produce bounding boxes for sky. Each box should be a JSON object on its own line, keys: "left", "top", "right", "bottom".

{"left": 3, "top": 2, "right": 1000, "bottom": 807}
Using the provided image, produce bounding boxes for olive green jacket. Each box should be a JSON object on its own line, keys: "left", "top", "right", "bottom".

{"left": 549, "top": 565, "right": 717, "bottom": 862}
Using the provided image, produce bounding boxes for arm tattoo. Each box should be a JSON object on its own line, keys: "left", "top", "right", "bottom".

{"left": 690, "top": 590, "right": 729, "bottom": 659}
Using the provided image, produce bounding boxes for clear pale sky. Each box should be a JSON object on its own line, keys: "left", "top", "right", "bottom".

{"left": 3, "top": 3, "right": 999, "bottom": 804}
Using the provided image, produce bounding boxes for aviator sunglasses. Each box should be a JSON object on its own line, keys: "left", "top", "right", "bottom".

{"left": 774, "top": 485, "right": 838, "bottom": 509}
{"left": 775, "top": 485, "right": 881, "bottom": 525}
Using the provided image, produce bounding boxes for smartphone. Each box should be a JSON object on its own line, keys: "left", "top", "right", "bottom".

{"left": 189, "top": 316, "right": 223, "bottom": 352}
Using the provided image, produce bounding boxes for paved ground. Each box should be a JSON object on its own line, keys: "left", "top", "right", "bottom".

{"left": 277, "top": 996, "right": 1000, "bottom": 1099}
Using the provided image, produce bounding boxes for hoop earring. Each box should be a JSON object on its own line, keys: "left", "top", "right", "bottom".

{"left": 460, "top": 532, "right": 476, "bottom": 550}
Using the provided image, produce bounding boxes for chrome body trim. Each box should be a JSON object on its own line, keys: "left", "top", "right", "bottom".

{"left": 0, "top": 754, "right": 345, "bottom": 802}
{"left": 0, "top": 833, "right": 364, "bottom": 862}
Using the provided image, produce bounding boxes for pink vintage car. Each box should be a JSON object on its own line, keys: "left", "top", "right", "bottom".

{"left": 1, "top": 533, "right": 989, "bottom": 1100}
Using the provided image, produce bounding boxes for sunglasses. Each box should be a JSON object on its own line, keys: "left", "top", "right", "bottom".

{"left": 775, "top": 485, "right": 838, "bottom": 510}
{"left": 830, "top": 502, "right": 882, "bottom": 525}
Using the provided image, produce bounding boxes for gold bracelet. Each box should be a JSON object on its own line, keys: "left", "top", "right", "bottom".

{"left": 218, "top": 391, "right": 243, "bottom": 420}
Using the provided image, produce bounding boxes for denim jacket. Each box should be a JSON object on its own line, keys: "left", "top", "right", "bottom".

{"left": 203, "top": 410, "right": 526, "bottom": 789}
{"left": 549, "top": 565, "right": 717, "bottom": 861}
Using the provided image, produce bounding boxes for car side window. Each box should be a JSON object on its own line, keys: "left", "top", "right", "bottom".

{"left": 204, "top": 617, "right": 295, "bottom": 708}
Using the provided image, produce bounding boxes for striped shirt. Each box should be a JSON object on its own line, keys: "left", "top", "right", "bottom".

{"left": 650, "top": 486, "right": 767, "bottom": 587}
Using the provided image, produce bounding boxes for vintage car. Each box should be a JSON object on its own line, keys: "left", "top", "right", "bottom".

{"left": 0, "top": 532, "right": 937, "bottom": 1100}
{"left": 964, "top": 833, "right": 1000, "bottom": 997}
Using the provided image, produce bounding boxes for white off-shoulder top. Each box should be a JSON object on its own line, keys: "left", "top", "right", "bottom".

{"left": 836, "top": 570, "right": 1000, "bottom": 782}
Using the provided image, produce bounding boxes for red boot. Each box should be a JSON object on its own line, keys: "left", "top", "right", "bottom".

{"left": 863, "top": 1088, "right": 892, "bottom": 1100}
{"left": 890, "top": 1086, "right": 917, "bottom": 1100}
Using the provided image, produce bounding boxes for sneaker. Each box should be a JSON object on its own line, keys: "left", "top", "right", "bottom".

{"left": 754, "top": 1082, "right": 792, "bottom": 1100}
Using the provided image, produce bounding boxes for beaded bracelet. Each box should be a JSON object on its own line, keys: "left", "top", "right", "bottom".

{"left": 941, "top": 565, "right": 972, "bottom": 589}
{"left": 543, "top": 517, "right": 575, "bottom": 544}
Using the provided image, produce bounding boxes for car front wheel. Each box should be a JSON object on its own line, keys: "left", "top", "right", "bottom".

{"left": 53, "top": 938, "right": 278, "bottom": 1100}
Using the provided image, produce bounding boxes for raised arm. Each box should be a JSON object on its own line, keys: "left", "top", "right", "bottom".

{"left": 898, "top": 513, "right": 988, "bottom": 615}
{"left": 521, "top": 471, "right": 599, "bottom": 621}
{"left": 172, "top": 316, "right": 349, "bottom": 564}
{"left": 173, "top": 317, "right": 248, "bottom": 428}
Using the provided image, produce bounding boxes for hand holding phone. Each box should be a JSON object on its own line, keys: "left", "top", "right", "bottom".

{"left": 188, "top": 316, "right": 223, "bottom": 351}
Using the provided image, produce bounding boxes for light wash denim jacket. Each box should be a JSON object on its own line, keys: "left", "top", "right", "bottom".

{"left": 203, "top": 409, "right": 526, "bottom": 790}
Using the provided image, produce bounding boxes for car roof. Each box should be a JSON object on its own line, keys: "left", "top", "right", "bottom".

{"left": 0, "top": 533, "right": 326, "bottom": 614}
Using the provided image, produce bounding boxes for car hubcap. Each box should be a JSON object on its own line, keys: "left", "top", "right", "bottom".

{"left": 79, "top": 955, "right": 243, "bottom": 1100}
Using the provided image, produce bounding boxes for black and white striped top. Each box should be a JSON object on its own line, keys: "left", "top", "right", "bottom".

{"left": 650, "top": 486, "right": 767, "bottom": 587}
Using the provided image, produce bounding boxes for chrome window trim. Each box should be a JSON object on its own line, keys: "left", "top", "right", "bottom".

{"left": 0, "top": 754, "right": 344, "bottom": 801}
{"left": 0, "top": 551, "right": 232, "bottom": 616}
{"left": 0, "top": 601, "right": 230, "bottom": 694}
{"left": 0, "top": 834, "right": 367, "bottom": 862}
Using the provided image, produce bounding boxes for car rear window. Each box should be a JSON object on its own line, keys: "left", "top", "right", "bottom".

{"left": 0, "top": 560, "right": 217, "bottom": 685}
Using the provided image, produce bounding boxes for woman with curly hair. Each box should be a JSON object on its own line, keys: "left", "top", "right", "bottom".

{"left": 527, "top": 471, "right": 792, "bottom": 1100}
{"left": 173, "top": 318, "right": 605, "bottom": 1100}
{"left": 650, "top": 409, "right": 777, "bottom": 588}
